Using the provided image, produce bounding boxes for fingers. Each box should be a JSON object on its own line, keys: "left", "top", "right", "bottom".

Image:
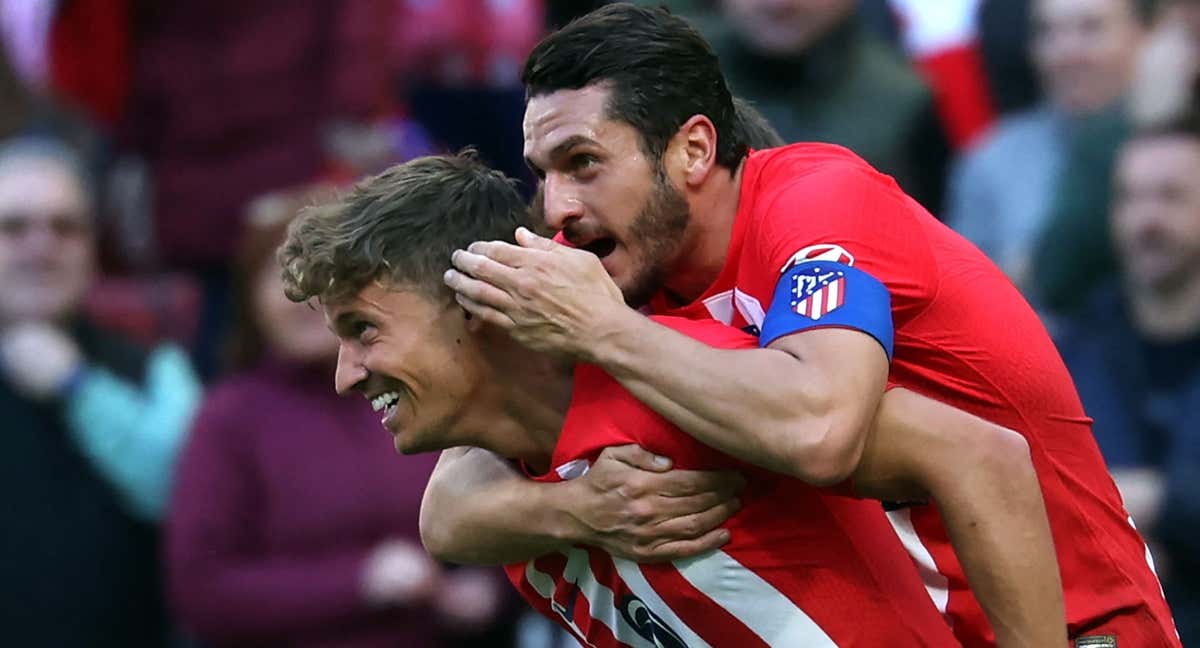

{"left": 454, "top": 294, "right": 516, "bottom": 329}
{"left": 444, "top": 269, "right": 516, "bottom": 311}
{"left": 650, "top": 498, "right": 741, "bottom": 540}
{"left": 450, "top": 249, "right": 523, "bottom": 285}
{"left": 653, "top": 468, "right": 746, "bottom": 499}
{"left": 515, "top": 226, "right": 559, "bottom": 251}
{"left": 463, "top": 239, "right": 542, "bottom": 268}
{"left": 632, "top": 527, "right": 732, "bottom": 564}
{"left": 651, "top": 489, "right": 737, "bottom": 519}
{"left": 596, "top": 444, "right": 673, "bottom": 472}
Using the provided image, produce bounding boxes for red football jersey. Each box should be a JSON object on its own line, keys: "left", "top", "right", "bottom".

{"left": 650, "top": 143, "right": 1179, "bottom": 646}
{"left": 505, "top": 317, "right": 959, "bottom": 647}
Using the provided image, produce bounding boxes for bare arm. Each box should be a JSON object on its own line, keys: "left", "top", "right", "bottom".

{"left": 447, "top": 231, "right": 887, "bottom": 487}
{"left": 593, "top": 311, "right": 887, "bottom": 486}
{"left": 420, "top": 445, "right": 742, "bottom": 565}
{"left": 856, "top": 388, "right": 1066, "bottom": 648}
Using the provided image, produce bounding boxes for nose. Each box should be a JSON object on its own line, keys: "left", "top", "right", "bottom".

{"left": 334, "top": 342, "right": 368, "bottom": 396}
{"left": 541, "top": 173, "right": 584, "bottom": 231}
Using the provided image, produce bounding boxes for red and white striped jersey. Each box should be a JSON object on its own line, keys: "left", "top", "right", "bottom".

{"left": 505, "top": 317, "right": 959, "bottom": 648}
{"left": 649, "top": 144, "right": 1180, "bottom": 646}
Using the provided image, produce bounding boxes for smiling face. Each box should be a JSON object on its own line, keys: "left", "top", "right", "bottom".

{"left": 525, "top": 84, "right": 693, "bottom": 307}
{"left": 327, "top": 281, "right": 487, "bottom": 454}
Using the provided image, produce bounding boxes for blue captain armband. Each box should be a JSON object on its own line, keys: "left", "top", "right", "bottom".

{"left": 759, "top": 260, "right": 895, "bottom": 359}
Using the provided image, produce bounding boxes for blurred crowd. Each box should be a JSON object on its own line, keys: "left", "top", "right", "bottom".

{"left": 0, "top": 0, "right": 1197, "bottom": 646}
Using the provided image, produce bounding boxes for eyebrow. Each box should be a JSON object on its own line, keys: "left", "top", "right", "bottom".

{"left": 525, "top": 134, "right": 599, "bottom": 173}
{"left": 330, "top": 311, "right": 361, "bottom": 335}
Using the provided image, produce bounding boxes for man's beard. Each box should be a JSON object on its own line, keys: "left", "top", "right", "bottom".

{"left": 621, "top": 167, "right": 691, "bottom": 308}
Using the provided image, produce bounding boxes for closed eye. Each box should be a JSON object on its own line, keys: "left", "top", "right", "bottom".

{"left": 350, "top": 319, "right": 377, "bottom": 343}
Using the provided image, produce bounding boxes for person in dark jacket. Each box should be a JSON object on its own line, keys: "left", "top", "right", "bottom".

{"left": 1057, "top": 113, "right": 1200, "bottom": 644}
{"left": 0, "top": 136, "right": 199, "bottom": 646}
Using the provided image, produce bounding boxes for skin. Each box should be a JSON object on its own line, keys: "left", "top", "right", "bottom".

{"left": 1031, "top": 0, "right": 1145, "bottom": 115}
{"left": 329, "top": 281, "right": 744, "bottom": 565}
{"left": 1112, "top": 134, "right": 1200, "bottom": 302}
{"left": 437, "top": 83, "right": 1065, "bottom": 646}
{"left": 0, "top": 155, "right": 94, "bottom": 327}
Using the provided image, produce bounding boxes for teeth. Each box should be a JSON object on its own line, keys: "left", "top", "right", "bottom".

{"left": 370, "top": 391, "right": 400, "bottom": 412}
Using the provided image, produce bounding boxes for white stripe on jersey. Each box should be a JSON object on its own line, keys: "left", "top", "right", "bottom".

{"left": 886, "top": 508, "right": 951, "bottom": 617}
{"left": 672, "top": 550, "right": 838, "bottom": 647}
{"left": 525, "top": 547, "right": 841, "bottom": 647}
{"left": 610, "top": 559, "right": 714, "bottom": 648}
{"left": 525, "top": 548, "right": 657, "bottom": 648}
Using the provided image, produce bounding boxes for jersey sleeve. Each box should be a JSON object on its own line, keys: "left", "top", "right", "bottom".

{"left": 747, "top": 160, "right": 938, "bottom": 356}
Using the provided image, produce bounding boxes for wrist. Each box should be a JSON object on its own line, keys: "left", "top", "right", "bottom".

{"left": 542, "top": 479, "right": 588, "bottom": 546}
{"left": 586, "top": 305, "right": 646, "bottom": 368}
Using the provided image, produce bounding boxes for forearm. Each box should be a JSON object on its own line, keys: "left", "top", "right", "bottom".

{"left": 420, "top": 447, "right": 569, "bottom": 564}
{"left": 936, "top": 440, "right": 1064, "bottom": 647}
{"left": 867, "top": 389, "right": 1065, "bottom": 647}
{"left": 593, "top": 311, "right": 874, "bottom": 485}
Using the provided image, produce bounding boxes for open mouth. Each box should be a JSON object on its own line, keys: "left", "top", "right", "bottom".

{"left": 578, "top": 237, "right": 617, "bottom": 259}
{"left": 370, "top": 390, "right": 401, "bottom": 427}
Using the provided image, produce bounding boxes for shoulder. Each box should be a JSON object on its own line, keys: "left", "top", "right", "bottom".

{"left": 749, "top": 143, "right": 884, "bottom": 203}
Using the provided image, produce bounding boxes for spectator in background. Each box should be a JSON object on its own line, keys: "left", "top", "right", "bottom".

{"left": 947, "top": 0, "right": 1149, "bottom": 292}
{"left": 704, "top": 0, "right": 950, "bottom": 211}
{"left": 0, "top": 136, "right": 199, "bottom": 646}
{"left": 392, "top": 0, "right": 544, "bottom": 185}
{"left": 1056, "top": 112, "right": 1200, "bottom": 645}
{"left": 1032, "top": 0, "right": 1199, "bottom": 314}
{"left": 1032, "top": 0, "right": 1200, "bottom": 314}
{"left": 166, "top": 187, "right": 515, "bottom": 648}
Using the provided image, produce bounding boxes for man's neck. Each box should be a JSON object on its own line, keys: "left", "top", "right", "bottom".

{"left": 664, "top": 161, "right": 746, "bottom": 305}
{"left": 1128, "top": 273, "right": 1200, "bottom": 341}
{"left": 455, "top": 329, "right": 574, "bottom": 474}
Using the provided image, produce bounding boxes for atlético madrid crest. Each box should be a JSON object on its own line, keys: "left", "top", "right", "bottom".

{"left": 791, "top": 266, "right": 846, "bottom": 320}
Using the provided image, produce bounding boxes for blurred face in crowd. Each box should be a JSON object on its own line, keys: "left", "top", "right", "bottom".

{"left": 1112, "top": 133, "right": 1200, "bottom": 293}
{"left": 722, "top": 0, "right": 857, "bottom": 57}
{"left": 327, "top": 282, "right": 489, "bottom": 455}
{"left": 253, "top": 259, "right": 337, "bottom": 363}
{"left": 525, "top": 84, "right": 693, "bottom": 307}
{"left": 1032, "top": 0, "right": 1144, "bottom": 114}
{"left": 0, "top": 154, "right": 94, "bottom": 326}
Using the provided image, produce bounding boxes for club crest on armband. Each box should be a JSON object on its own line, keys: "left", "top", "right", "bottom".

{"left": 791, "top": 266, "right": 846, "bottom": 320}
